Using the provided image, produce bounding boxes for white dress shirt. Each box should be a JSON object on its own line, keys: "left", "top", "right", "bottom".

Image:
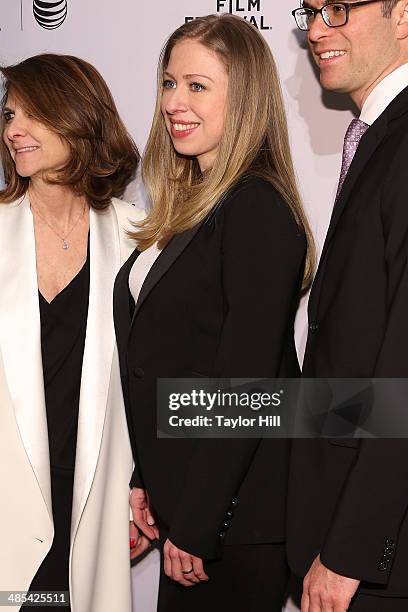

{"left": 360, "top": 62, "right": 408, "bottom": 125}
{"left": 129, "top": 242, "right": 162, "bottom": 304}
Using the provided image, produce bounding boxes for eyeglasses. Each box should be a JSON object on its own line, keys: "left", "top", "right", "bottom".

{"left": 292, "top": 0, "right": 383, "bottom": 31}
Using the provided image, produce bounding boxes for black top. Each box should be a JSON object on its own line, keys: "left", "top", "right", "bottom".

{"left": 26, "top": 248, "right": 89, "bottom": 608}
{"left": 40, "top": 254, "right": 89, "bottom": 472}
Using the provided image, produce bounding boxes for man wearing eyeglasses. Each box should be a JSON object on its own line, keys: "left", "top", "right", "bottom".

{"left": 288, "top": 1, "right": 408, "bottom": 611}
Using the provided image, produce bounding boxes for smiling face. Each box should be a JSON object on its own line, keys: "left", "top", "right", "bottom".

{"left": 2, "top": 92, "right": 71, "bottom": 182}
{"left": 306, "top": 0, "right": 403, "bottom": 107}
{"left": 160, "top": 39, "right": 228, "bottom": 172}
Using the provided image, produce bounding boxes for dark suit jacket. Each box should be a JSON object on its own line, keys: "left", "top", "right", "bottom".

{"left": 288, "top": 85, "right": 408, "bottom": 596}
{"left": 114, "top": 176, "right": 306, "bottom": 559}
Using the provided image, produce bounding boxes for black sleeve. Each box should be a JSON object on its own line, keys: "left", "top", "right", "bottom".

{"left": 124, "top": 373, "right": 145, "bottom": 489}
{"left": 320, "top": 438, "right": 408, "bottom": 584}
{"left": 168, "top": 178, "right": 306, "bottom": 558}
{"left": 129, "top": 462, "right": 145, "bottom": 489}
{"left": 119, "top": 364, "right": 145, "bottom": 489}
{"left": 321, "top": 148, "right": 408, "bottom": 584}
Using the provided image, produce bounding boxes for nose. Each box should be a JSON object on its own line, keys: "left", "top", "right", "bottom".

{"left": 308, "top": 12, "right": 331, "bottom": 44}
{"left": 164, "top": 86, "right": 189, "bottom": 116}
{"left": 4, "top": 116, "right": 29, "bottom": 142}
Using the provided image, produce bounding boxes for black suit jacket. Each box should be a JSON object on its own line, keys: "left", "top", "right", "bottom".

{"left": 114, "top": 176, "right": 306, "bottom": 559}
{"left": 288, "top": 86, "right": 408, "bottom": 596}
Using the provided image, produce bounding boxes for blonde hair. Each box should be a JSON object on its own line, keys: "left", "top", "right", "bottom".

{"left": 135, "top": 14, "right": 314, "bottom": 287}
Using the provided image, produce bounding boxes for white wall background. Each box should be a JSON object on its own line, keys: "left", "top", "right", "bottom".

{"left": 0, "top": 1, "right": 356, "bottom": 609}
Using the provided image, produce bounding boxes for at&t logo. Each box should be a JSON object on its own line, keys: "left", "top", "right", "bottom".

{"left": 33, "top": 0, "right": 67, "bottom": 30}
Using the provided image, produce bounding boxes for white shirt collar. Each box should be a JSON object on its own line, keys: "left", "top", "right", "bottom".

{"left": 359, "top": 62, "right": 408, "bottom": 126}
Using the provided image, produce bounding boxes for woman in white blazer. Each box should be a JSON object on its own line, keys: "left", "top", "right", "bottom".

{"left": 0, "top": 54, "right": 143, "bottom": 612}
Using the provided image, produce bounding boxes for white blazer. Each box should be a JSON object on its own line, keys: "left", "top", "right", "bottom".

{"left": 0, "top": 193, "right": 143, "bottom": 612}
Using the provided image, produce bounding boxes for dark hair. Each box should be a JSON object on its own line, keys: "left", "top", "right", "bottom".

{"left": 0, "top": 53, "right": 140, "bottom": 209}
{"left": 382, "top": 0, "right": 399, "bottom": 17}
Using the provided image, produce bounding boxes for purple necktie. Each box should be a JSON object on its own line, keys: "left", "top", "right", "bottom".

{"left": 335, "top": 118, "right": 369, "bottom": 201}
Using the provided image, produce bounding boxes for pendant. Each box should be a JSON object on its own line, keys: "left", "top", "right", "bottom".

{"left": 62, "top": 239, "right": 69, "bottom": 250}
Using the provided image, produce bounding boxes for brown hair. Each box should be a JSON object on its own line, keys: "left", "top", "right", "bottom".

{"left": 134, "top": 14, "right": 314, "bottom": 288}
{"left": 382, "top": 0, "right": 400, "bottom": 17}
{"left": 0, "top": 53, "right": 140, "bottom": 209}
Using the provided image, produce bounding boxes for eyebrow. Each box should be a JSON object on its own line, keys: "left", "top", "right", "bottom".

{"left": 164, "top": 71, "right": 214, "bottom": 83}
{"left": 2, "top": 106, "right": 13, "bottom": 114}
{"left": 302, "top": 0, "right": 342, "bottom": 8}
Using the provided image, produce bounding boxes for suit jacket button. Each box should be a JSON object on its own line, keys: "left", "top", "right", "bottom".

{"left": 226, "top": 510, "right": 233, "bottom": 519}
{"left": 231, "top": 497, "right": 238, "bottom": 507}
{"left": 309, "top": 321, "right": 319, "bottom": 333}
{"left": 222, "top": 521, "right": 230, "bottom": 530}
{"left": 219, "top": 531, "right": 226, "bottom": 539}
{"left": 133, "top": 367, "right": 145, "bottom": 378}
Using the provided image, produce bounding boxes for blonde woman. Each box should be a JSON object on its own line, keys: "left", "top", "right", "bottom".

{"left": 114, "top": 14, "right": 314, "bottom": 612}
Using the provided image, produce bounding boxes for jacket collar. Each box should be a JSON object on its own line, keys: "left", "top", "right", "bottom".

{"left": 114, "top": 221, "right": 204, "bottom": 353}
{"left": 0, "top": 194, "right": 123, "bottom": 533}
{"left": 308, "top": 85, "right": 408, "bottom": 322}
{"left": 131, "top": 223, "right": 203, "bottom": 326}
{"left": 0, "top": 193, "right": 52, "bottom": 515}
{"left": 71, "top": 204, "right": 121, "bottom": 537}
{"left": 318, "top": 111, "right": 388, "bottom": 264}
{"left": 318, "top": 84, "right": 408, "bottom": 267}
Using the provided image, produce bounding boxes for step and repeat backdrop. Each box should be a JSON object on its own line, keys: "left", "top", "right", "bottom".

{"left": 0, "top": 1, "right": 355, "bottom": 610}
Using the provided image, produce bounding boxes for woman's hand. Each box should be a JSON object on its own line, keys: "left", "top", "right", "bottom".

{"left": 129, "top": 521, "right": 151, "bottom": 560}
{"left": 129, "top": 487, "right": 159, "bottom": 540}
{"left": 163, "top": 538, "right": 209, "bottom": 586}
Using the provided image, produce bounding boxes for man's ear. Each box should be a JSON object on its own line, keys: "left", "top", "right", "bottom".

{"left": 396, "top": 0, "right": 408, "bottom": 40}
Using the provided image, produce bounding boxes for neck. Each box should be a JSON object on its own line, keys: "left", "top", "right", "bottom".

{"left": 351, "top": 57, "right": 408, "bottom": 110}
{"left": 29, "top": 179, "right": 87, "bottom": 225}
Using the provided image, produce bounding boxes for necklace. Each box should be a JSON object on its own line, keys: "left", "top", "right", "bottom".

{"left": 30, "top": 196, "right": 87, "bottom": 250}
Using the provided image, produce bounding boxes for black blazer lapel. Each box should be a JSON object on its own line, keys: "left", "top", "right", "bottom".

{"left": 319, "top": 83, "right": 408, "bottom": 266}
{"left": 113, "top": 246, "right": 140, "bottom": 372}
{"left": 307, "top": 111, "right": 389, "bottom": 321}
{"left": 320, "top": 112, "right": 388, "bottom": 262}
{"left": 308, "top": 84, "right": 408, "bottom": 322}
{"left": 130, "top": 222, "right": 204, "bottom": 328}
{"left": 321, "top": 84, "right": 408, "bottom": 265}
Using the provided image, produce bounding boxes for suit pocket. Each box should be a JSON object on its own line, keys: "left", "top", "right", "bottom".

{"left": 328, "top": 438, "right": 360, "bottom": 449}
{"left": 191, "top": 371, "right": 208, "bottom": 378}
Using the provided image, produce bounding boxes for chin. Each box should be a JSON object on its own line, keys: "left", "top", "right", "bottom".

{"left": 320, "top": 76, "right": 346, "bottom": 93}
{"left": 15, "top": 167, "right": 35, "bottom": 178}
{"left": 172, "top": 142, "right": 199, "bottom": 157}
